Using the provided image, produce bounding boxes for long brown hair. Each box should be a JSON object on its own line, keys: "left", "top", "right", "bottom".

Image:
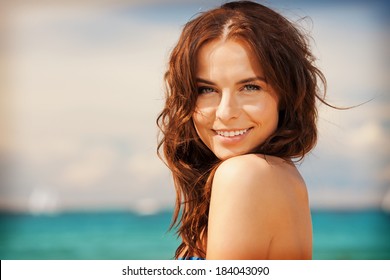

{"left": 157, "top": 1, "right": 326, "bottom": 259}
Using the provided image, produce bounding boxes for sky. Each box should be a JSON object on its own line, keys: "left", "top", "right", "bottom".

{"left": 0, "top": 0, "right": 389, "bottom": 214}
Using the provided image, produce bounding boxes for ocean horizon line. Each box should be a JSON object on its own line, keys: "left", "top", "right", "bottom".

{"left": 0, "top": 206, "right": 388, "bottom": 216}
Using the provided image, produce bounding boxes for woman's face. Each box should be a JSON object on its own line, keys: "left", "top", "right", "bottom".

{"left": 192, "top": 39, "right": 279, "bottom": 160}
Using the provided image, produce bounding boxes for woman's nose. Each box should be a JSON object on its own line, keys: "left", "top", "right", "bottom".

{"left": 215, "top": 91, "right": 240, "bottom": 122}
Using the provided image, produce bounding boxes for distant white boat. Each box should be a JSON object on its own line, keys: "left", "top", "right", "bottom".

{"left": 28, "top": 188, "right": 59, "bottom": 215}
{"left": 134, "top": 198, "right": 160, "bottom": 216}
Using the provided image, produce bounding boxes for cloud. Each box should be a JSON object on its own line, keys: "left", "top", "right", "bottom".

{"left": 310, "top": 6, "right": 387, "bottom": 103}
{"left": 309, "top": 186, "right": 384, "bottom": 210}
{"left": 2, "top": 2, "right": 179, "bottom": 211}
{"left": 59, "top": 144, "right": 119, "bottom": 188}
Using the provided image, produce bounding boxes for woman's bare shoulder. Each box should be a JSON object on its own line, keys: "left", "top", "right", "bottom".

{"left": 207, "top": 154, "right": 311, "bottom": 259}
{"left": 213, "top": 154, "right": 306, "bottom": 195}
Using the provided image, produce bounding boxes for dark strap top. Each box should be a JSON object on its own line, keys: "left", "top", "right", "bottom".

{"left": 178, "top": 256, "right": 205, "bottom": 260}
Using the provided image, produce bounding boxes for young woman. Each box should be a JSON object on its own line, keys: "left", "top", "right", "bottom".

{"left": 157, "top": 1, "right": 327, "bottom": 260}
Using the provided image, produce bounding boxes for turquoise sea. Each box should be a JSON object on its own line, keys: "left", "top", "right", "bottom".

{"left": 0, "top": 210, "right": 389, "bottom": 260}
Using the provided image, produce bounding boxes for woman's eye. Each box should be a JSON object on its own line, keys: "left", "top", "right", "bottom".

{"left": 243, "top": 84, "right": 261, "bottom": 91}
{"left": 198, "top": 87, "right": 215, "bottom": 94}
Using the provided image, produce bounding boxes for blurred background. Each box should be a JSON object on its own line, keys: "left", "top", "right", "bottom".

{"left": 0, "top": 0, "right": 389, "bottom": 259}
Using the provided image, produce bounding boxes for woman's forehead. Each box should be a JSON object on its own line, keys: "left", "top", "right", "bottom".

{"left": 196, "top": 38, "right": 264, "bottom": 77}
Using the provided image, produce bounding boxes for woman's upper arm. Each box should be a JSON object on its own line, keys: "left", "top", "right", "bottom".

{"left": 206, "top": 155, "right": 283, "bottom": 260}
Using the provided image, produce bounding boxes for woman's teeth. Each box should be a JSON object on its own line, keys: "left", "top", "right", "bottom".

{"left": 216, "top": 129, "right": 248, "bottom": 137}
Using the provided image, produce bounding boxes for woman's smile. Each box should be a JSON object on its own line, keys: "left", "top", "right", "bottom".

{"left": 212, "top": 128, "right": 253, "bottom": 146}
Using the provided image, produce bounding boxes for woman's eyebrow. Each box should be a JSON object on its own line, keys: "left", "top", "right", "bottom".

{"left": 237, "top": 76, "right": 266, "bottom": 84}
{"left": 196, "top": 76, "right": 266, "bottom": 85}
{"left": 196, "top": 78, "right": 216, "bottom": 85}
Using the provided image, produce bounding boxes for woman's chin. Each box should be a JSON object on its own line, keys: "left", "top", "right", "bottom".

{"left": 213, "top": 149, "right": 248, "bottom": 160}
